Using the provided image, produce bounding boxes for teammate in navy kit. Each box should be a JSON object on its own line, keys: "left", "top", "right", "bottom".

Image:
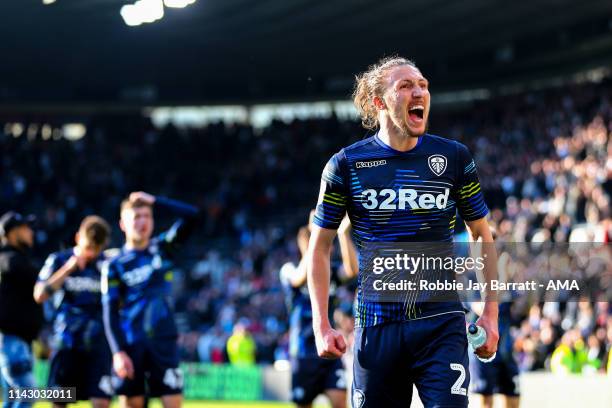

{"left": 469, "top": 252, "right": 520, "bottom": 408}
{"left": 34, "top": 216, "right": 114, "bottom": 408}
{"left": 307, "top": 56, "right": 499, "bottom": 407}
{"left": 281, "top": 213, "right": 357, "bottom": 408}
{"left": 102, "top": 192, "right": 200, "bottom": 408}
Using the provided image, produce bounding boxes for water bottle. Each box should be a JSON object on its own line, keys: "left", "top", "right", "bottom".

{"left": 467, "top": 323, "right": 496, "bottom": 363}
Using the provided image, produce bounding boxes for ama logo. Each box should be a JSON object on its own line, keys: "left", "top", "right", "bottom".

{"left": 428, "top": 154, "right": 447, "bottom": 176}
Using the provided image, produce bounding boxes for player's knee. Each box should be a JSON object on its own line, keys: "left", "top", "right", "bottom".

{"left": 91, "top": 398, "right": 111, "bottom": 408}
{"left": 160, "top": 394, "right": 182, "bottom": 408}
{"left": 119, "top": 395, "right": 144, "bottom": 408}
{"left": 504, "top": 396, "right": 520, "bottom": 408}
{"left": 481, "top": 395, "right": 494, "bottom": 408}
{"left": 325, "top": 389, "right": 347, "bottom": 408}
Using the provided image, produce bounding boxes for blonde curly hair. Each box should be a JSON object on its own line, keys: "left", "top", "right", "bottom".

{"left": 352, "top": 56, "right": 417, "bottom": 130}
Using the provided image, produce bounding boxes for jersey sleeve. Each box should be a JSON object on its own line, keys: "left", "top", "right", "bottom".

{"left": 455, "top": 142, "right": 489, "bottom": 221}
{"left": 38, "top": 253, "right": 60, "bottom": 282}
{"left": 313, "top": 151, "right": 349, "bottom": 230}
{"left": 101, "top": 260, "right": 127, "bottom": 354}
{"left": 38, "top": 253, "right": 63, "bottom": 321}
{"left": 155, "top": 196, "right": 201, "bottom": 254}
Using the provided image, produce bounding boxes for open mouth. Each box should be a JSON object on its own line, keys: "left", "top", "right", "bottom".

{"left": 408, "top": 105, "right": 424, "bottom": 122}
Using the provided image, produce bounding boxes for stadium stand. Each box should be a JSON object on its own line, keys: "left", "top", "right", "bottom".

{"left": 1, "top": 74, "right": 610, "bottom": 375}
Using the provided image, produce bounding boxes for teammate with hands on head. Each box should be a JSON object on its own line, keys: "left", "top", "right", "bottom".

{"left": 102, "top": 191, "right": 200, "bottom": 408}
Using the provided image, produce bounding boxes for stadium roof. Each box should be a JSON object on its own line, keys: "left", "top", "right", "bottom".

{"left": 1, "top": 0, "right": 612, "bottom": 105}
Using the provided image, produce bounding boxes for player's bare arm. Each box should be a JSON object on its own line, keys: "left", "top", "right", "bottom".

{"left": 307, "top": 225, "right": 347, "bottom": 359}
{"left": 337, "top": 216, "right": 358, "bottom": 279}
{"left": 285, "top": 226, "right": 310, "bottom": 288}
{"left": 33, "top": 255, "right": 80, "bottom": 303}
{"left": 101, "top": 257, "right": 135, "bottom": 380}
{"left": 465, "top": 217, "right": 499, "bottom": 359}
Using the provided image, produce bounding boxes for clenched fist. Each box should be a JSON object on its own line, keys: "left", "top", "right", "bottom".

{"left": 315, "top": 326, "right": 347, "bottom": 359}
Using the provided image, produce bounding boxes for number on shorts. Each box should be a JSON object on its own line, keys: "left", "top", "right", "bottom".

{"left": 335, "top": 369, "right": 346, "bottom": 389}
{"left": 512, "top": 375, "right": 520, "bottom": 394}
{"left": 449, "top": 363, "right": 467, "bottom": 396}
{"left": 163, "top": 368, "right": 184, "bottom": 389}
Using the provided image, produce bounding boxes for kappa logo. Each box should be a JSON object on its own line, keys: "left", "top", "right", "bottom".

{"left": 428, "top": 154, "right": 447, "bottom": 176}
{"left": 356, "top": 159, "right": 387, "bottom": 169}
{"left": 352, "top": 389, "right": 365, "bottom": 408}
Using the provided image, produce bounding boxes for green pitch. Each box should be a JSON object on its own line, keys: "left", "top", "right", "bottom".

{"left": 33, "top": 401, "right": 330, "bottom": 408}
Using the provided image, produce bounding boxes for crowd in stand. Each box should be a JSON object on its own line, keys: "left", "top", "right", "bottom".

{"left": 1, "top": 75, "right": 611, "bottom": 373}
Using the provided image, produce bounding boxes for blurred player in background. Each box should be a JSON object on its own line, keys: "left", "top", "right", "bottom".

{"left": 0, "top": 212, "right": 42, "bottom": 408}
{"left": 102, "top": 192, "right": 200, "bottom": 408}
{"left": 34, "top": 216, "right": 115, "bottom": 408}
{"left": 280, "top": 213, "right": 357, "bottom": 408}
{"left": 469, "top": 247, "right": 520, "bottom": 408}
{"left": 307, "top": 56, "right": 499, "bottom": 407}
{"left": 332, "top": 302, "right": 355, "bottom": 401}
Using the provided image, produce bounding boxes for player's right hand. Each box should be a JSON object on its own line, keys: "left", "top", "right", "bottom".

{"left": 113, "top": 351, "right": 135, "bottom": 379}
{"left": 314, "top": 326, "right": 347, "bottom": 359}
{"left": 69, "top": 252, "right": 87, "bottom": 271}
{"left": 474, "top": 310, "right": 499, "bottom": 359}
{"left": 129, "top": 191, "right": 155, "bottom": 206}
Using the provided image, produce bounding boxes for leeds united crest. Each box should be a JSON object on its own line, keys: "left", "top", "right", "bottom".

{"left": 428, "top": 154, "right": 447, "bottom": 176}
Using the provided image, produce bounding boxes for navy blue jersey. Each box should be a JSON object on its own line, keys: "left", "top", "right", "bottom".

{"left": 313, "top": 133, "right": 488, "bottom": 327}
{"left": 39, "top": 249, "right": 114, "bottom": 350}
{"left": 101, "top": 197, "right": 199, "bottom": 354}
{"left": 497, "top": 298, "right": 515, "bottom": 356}
{"left": 281, "top": 262, "right": 342, "bottom": 359}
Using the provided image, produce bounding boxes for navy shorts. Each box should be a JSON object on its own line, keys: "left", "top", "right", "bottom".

{"left": 353, "top": 312, "right": 469, "bottom": 408}
{"left": 469, "top": 350, "right": 519, "bottom": 397}
{"left": 291, "top": 357, "right": 346, "bottom": 404}
{"left": 113, "top": 338, "right": 183, "bottom": 397}
{"left": 48, "top": 346, "right": 113, "bottom": 401}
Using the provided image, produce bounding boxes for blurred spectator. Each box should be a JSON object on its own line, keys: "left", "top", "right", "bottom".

{"left": 197, "top": 326, "right": 227, "bottom": 364}
{"left": 550, "top": 330, "right": 581, "bottom": 374}
{"left": 226, "top": 321, "right": 256, "bottom": 366}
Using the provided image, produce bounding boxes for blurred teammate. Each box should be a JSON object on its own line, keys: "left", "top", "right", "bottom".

{"left": 0, "top": 212, "right": 42, "bottom": 408}
{"left": 469, "top": 301, "right": 519, "bottom": 408}
{"left": 468, "top": 243, "right": 520, "bottom": 408}
{"left": 34, "top": 216, "right": 114, "bottom": 408}
{"left": 102, "top": 192, "right": 200, "bottom": 408}
{"left": 307, "top": 56, "right": 499, "bottom": 407}
{"left": 281, "top": 213, "right": 357, "bottom": 408}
